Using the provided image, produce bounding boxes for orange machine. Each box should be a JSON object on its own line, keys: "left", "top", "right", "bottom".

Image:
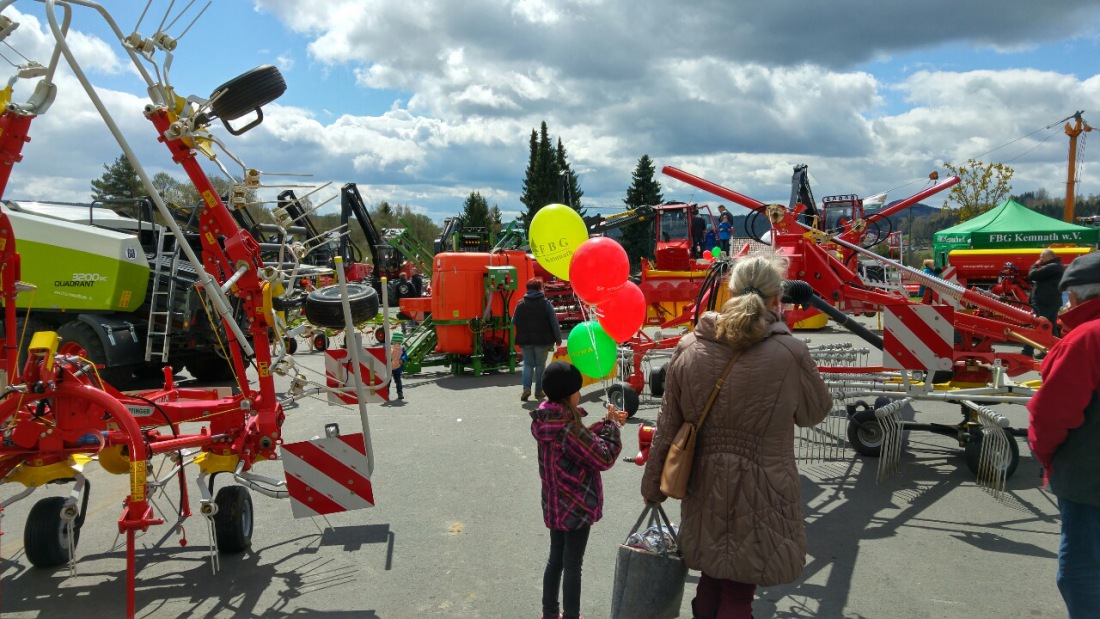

{"left": 431, "top": 250, "right": 534, "bottom": 371}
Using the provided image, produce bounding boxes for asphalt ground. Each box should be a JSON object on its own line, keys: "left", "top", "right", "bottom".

{"left": 0, "top": 317, "right": 1066, "bottom": 618}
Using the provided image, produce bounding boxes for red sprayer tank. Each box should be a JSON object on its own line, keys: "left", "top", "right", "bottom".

{"left": 431, "top": 250, "right": 534, "bottom": 354}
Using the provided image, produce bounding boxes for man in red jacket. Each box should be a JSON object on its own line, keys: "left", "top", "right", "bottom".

{"left": 1027, "top": 250, "right": 1100, "bottom": 618}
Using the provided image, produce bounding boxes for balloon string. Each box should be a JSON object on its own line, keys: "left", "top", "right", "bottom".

{"left": 577, "top": 301, "right": 622, "bottom": 407}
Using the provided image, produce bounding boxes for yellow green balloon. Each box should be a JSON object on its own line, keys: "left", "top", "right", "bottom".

{"left": 529, "top": 203, "right": 588, "bottom": 280}
{"left": 567, "top": 321, "right": 617, "bottom": 379}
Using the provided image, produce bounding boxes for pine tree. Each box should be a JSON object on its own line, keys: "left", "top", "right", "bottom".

{"left": 90, "top": 154, "right": 144, "bottom": 201}
{"left": 460, "top": 191, "right": 492, "bottom": 230}
{"left": 489, "top": 205, "right": 504, "bottom": 236}
{"left": 621, "top": 154, "right": 663, "bottom": 268}
{"left": 519, "top": 121, "right": 584, "bottom": 224}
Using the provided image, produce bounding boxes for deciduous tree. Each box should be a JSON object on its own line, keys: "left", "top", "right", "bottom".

{"left": 943, "top": 159, "right": 1014, "bottom": 222}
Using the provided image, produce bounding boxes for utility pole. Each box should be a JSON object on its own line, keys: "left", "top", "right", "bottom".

{"left": 1065, "top": 111, "right": 1093, "bottom": 222}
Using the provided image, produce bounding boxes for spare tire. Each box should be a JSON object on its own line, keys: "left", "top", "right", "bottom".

{"left": 209, "top": 65, "right": 286, "bottom": 121}
{"left": 304, "top": 284, "right": 379, "bottom": 329}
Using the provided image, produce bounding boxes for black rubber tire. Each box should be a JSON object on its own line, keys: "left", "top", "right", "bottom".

{"left": 607, "top": 384, "right": 640, "bottom": 418}
{"left": 649, "top": 364, "right": 667, "bottom": 398}
{"left": 213, "top": 486, "right": 253, "bottom": 553}
{"left": 313, "top": 333, "right": 329, "bottom": 351}
{"left": 304, "top": 284, "right": 379, "bottom": 329}
{"left": 186, "top": 354, "right": 235, "bottom": 383}
{"left": 24, "top": 496, "right": 78, "bottom": 568}
{"left": 209, "top": 65, "right": 286, "bottom": 121}
{"left": 56, "top": 321, "right": 134, "bottom": 387}
{"left": 846, "top": 403, "right": 883, "bottom": 458}
{"left": 284, "top": 337, "right": 298, "bottom": 355}
{"left": 964, "top": 429, "right": 1020, "bottom": 480}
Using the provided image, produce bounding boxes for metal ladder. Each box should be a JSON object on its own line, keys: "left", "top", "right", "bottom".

{"left": 144, "top": 227, "right": 182, "bottom": 363}
{"left": 493, "top": 220, "right": 527, "bottom": 250}
{"left": 400, "top": 317, "right": 438, "bottom": 374}
{"left": 388, "top": 217, "right": 435, "bottom": 277}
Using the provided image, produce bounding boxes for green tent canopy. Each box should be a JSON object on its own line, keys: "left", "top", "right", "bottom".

{"left": 932, "top": 199, "right": 1098, "bottom": 266}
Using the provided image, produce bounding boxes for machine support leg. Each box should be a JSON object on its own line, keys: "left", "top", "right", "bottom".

{"left": 126, "top": 529, "right": 136, "bottom": 619}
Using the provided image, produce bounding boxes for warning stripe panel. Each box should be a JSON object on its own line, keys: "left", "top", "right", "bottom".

{"left": 282, "top": 435, "right": 375, "bottom": 519}
{"left": 285, "top": 474, "right": 348, "bottom": 517}
{"left": 338, "top": 433, "right": 366, "bottom": 456}
{"left": 282, "top": 445, "right": 374, "bottom": 506}
{"left": 283, "top": 450, "right": 374, "bottom": 518}
{"left": 884, "top": 305, "right": 954, "bottom": 372}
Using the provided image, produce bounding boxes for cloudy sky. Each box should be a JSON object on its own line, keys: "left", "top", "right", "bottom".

{"left": 3, "top": 0, "right": 1100, "bottom": 223}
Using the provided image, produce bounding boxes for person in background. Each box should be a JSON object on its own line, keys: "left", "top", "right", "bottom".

{"left": 691, "top": 208, "right": 707, "bottom": 259}
{"left": 410, "top": 267, "right": 424, "bottom": 297}
{"left": 1022, "top": 249, "right": 1065, "bottom": 359}
{"left": 392, "top": 271, "right": 417, "bottom": 333}
{"left": 531, "top": 361, "right": 626, "bottom": 619}
{"left": 1027, "top": 251, "right": 1100, "bottom": 618}
{"left": 717, "top": 205, "right": 733, "bottom": 255}
{"left": 919, "top": 258, "right": 937, "bottom": 302}
{"left": 512, "top": 277, "right": 562, "bottom": 401}
{"left": 704, "top": 227, "right": 718, "bottom": 256}
{"left": 640, "top": 254, "right": 832, "bottom": 619}
{"left": 388, "top": 331, "right": 407, "bottom": 400}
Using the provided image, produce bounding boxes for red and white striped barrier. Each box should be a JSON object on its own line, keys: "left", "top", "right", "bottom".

{"left": 324, "top": 346, "right": 389, "bottom": 404}
{"left": 882, "top": 304, "right": 954, "bottom": 372}
{"left": 282, "top": 433, "right": 375, "bottom": 518}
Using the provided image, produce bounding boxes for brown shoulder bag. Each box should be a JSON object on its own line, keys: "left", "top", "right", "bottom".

{"left": 659, "top": 351, "right": 742, "bottom": 499}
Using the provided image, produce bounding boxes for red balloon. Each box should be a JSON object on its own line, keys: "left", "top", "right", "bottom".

{"left": 569, "top": 237, "right": 629, "bottom": 304}
{"left": 596, "top": 281, "right": 647, "bottom": 342}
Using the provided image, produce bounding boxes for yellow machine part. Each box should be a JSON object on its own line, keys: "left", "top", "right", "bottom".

{"left": 262, "top": 281, "right": 287, "bottom": 328}
{"left": 6, "top": 455, "right": 92, "bottom": 487}
{"left": 194, "top": 451, "right": 241, "bottom": 475}
{"left": 97, "top": 444, "right": 131, "bottom": 475}
{"left": 28, "top": 330, "right": 60, "bottom": 371}
{"left": 792, "top": 312, "right": 829, "bottom": 330}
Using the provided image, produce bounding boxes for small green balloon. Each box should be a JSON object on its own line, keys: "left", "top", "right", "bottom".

{"left": 711, "top": 247, "right": 722, "bottom": 259}
{"left": 567, "top": 321, "right": 617, "bottom": 379}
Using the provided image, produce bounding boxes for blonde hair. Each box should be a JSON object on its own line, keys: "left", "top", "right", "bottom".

{"left": 715, "top": 254, "right": 788, "bottom": 349}
{"left": 923, "top": 259, "right": 934, "bottom": 268}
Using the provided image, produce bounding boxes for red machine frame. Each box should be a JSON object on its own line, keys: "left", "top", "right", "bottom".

{"left": 661, "top": 166, "right": 1060, "bottom": 380}
{"left": 0, "top": 3, "right": 374, "bottom": 617}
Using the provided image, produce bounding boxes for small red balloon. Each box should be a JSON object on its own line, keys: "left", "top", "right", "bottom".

{"left": 569, "top": 237, "right": 630, "bottom": 304}
{"left": 595, "top": 281, "right": 646, "bottom": 342}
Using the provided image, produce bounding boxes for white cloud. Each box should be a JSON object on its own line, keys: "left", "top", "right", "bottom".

{"left": 4, "top": 1, "right": 1100, "bottom": 227}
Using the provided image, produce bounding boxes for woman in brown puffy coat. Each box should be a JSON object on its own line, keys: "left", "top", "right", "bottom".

{"left": 641, "top": 254, "right": 832, "bottom": 619}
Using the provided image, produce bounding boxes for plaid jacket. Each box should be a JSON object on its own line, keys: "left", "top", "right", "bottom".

{"left": 531, "top": 402, "right": 622, "bottom": 530}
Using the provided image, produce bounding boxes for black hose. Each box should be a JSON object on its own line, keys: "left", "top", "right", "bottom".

{"left": 783, "top": 280, "right": 884, "bottom": 350}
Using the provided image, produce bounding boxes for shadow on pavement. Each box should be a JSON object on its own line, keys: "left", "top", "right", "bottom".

{"left": 2, "top": 527, "right": 393, "bottom": 618}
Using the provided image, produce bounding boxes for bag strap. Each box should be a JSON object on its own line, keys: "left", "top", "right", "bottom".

{"left": 694, "top": 349, "right": 743, "bottom": 430}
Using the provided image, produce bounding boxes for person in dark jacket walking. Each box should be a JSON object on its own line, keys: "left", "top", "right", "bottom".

{"left": 513, "top": 277, "right": 562, "bottom": 401}
{"left": 1022, "top": 249, "right": 1065, "bottom": 358}
{"left": 1028, "top": 251, "right": 1100, "bottom": 618}
{"left": 531, "top": 361, "right": 626, "bottom": 619}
